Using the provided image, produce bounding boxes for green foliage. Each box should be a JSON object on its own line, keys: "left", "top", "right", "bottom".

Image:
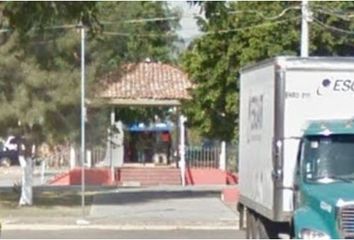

{"left": 90, "top": 1, "right": 181, "bottom": 76}
{"left": 2, "top": 2, "right": 100, "bottom": 35}
{"left": 0, "top": 2, "right": 180, "bottom": 147}
{"left": 181, "top": 1, "right": 354, "bottom": 141}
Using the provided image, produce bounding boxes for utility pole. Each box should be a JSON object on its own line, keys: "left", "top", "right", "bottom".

{"left": 80, "top": 23, "right": 86, "bottom": 219}
{"left": 301, "top": 0, "right": 310, "bottom": 57}
{"left": 77, "top": 22, "right": 88, "bottom": 224}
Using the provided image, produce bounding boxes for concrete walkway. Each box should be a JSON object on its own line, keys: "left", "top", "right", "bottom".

{"left": 89, "top": 185, "right": 238, "bottom": 228}
{"left": 2, "top": 185, "right": 239, "bottom": 230}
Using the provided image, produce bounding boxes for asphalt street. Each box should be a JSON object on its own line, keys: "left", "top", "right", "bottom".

{"left": 2, "top": 229, "right": 246, "bottom": 239}
{"left": 0, "top": 171, "right": 240, "bottom": 239}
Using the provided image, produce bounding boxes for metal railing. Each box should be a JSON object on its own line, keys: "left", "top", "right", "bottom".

{"left": 185, "top": 145, "right": 220, "bottom": 168}
{"left": 90, "top": 147, "right": 106, "bottom": 167}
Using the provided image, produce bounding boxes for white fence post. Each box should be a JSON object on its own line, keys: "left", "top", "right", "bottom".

{"left": 110, "top": 108, "right": 116, "bottom": 183}
{"left": 86, "top": 150, "right": 92, "bottom": 168}
{"left": 40, "top": 160, "right": 46, "bottom": 184}
{"left": 219, "top": 141, "right": 226, "bottom": 171}
{"left": 70, "top": 146, "right": 76, "bottom": 169}
{"left": 179, "top": 115, "right": 187, "bottom": 186}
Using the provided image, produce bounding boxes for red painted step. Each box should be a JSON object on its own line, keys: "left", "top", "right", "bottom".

{"left": 116, "top": 167, "right": 181, "bottom": 186}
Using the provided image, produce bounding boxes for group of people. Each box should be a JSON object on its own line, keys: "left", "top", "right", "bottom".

{"left": 130, "top": 131, "right": 171, "bottom": 164}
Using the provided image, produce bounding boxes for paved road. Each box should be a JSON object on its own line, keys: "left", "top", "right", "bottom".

{"left": 89, "top": 187, "right": 238, "bottom": 228}
{"left": 2, "top": 229, "right": 246, "bottom": 239}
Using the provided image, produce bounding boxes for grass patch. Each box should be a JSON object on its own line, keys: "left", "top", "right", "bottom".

{"left": 0, "top": 189, "right": 93, "bottom": 218}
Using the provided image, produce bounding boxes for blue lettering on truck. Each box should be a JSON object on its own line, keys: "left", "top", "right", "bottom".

{"left": 317, "top": 78, "right": 354, "bottom": 95}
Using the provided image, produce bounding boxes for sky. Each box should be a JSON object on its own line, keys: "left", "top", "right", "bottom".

{"left": 168, "top": 1, "right": 203, "bottom": 47}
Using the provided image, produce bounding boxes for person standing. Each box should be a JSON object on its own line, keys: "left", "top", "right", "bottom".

{"left": 18, "top": 136, "right": 33, "bottom": 206}
{"left": 160, "top": 131, "right": 171, "bottom": 164}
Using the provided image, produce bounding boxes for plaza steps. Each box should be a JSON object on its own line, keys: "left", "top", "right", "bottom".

{"left": 116, "top": 167, "right": 181, "bottom": 186}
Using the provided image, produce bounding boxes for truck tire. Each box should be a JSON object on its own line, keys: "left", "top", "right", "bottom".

{"left": 246, "top": 211, "right": 259, "bottom": 239}
{"left": 256, "top": 217, "right": 271, "bottom": 239}
{"left": 246, "top": 210, "right": 251, "bottom": 239}
{"left": 246, "top": 211, "right": 252, "bottom": 238}
{"left": 251, "top": 214, "right": 260, "bottom": 239}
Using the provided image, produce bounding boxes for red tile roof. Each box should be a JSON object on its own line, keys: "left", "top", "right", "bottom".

{"left": 97, "top": 62, "right": 192, "bottom": 101}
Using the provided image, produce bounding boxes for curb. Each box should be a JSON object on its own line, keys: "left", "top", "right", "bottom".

{"left": 2, "top": 223, "right": 239, "bottom": 231}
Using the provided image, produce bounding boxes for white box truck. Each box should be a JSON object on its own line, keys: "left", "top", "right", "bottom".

{"left": 238, "top": 57, "right": 354, "bottom": 239}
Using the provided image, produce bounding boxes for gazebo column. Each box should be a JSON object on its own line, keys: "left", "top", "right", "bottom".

{"left": 179, "top": 113, "right": 187, "bottom": 186}
{"left": 110, "top": 107, "right": 115, "bottom": 183}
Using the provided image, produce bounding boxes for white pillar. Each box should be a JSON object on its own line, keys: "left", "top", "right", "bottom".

{"left": 219, "top": 141, "right": 226, "bottom": 171}
{"left": 40, "top": 160, "right": 46, "bottom": 184}
{"left": 110, "top": 108, "right": 115, "bottom": 183}
{"left": 86, "top": 150, "right": 92, "bottom": 168}
{"left": 70, "top": 146, "right": 76, "bottom": 169}
{"left": 179, "top": 115, "right": 187, "bottom": 186}
{"left": 110, "top": 108, "right": 115, "bottom": 125}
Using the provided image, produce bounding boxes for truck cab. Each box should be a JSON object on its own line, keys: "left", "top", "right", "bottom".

{"left": 294, "top": 119, "right": 354, "bottom": 239}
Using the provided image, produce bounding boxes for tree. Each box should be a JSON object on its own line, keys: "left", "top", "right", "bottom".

{"left": 0, "top": 1, "right": 181, "bottom": 147}
{"left": 90, "top": 1, "right": 181, "bottom": 75}
{"left": 0, "top": 1, "right": 181, "bottom": 205}
{"left": 180, "top": 1, "right": 354, "bottom": 141}
{"left": 2, "top": 2, "right": 100, "bottom": 35}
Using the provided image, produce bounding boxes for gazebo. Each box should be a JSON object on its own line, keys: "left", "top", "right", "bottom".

{"left": 92, "top": 60, "right": 192, "bottom": 186}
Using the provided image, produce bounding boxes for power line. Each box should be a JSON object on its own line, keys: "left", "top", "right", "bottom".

{"left": 0, "top": 6, "right": 301, "bottom": 39}
{"left": 203, "top": 16, "right": 300, "bottom": 35}
{"left": 102, "top": 31, "right": 177, "bottom": 38}
{"left": 101, "top": 16, "right": 180, "bottom": 25}
{"left": 99, "top": 13, "right": 200, "bottom": 25}
{"left": 312, "top": 5, "right": 354, "bottom": 17}
{"left": 222, "top": 6, "right": 301, "bottom": 20}
{"left": 0, "top": 5, "right": 301, "bottom": 36}
{"left": 102, "top": 16, "right": 300, "bottom": 38}
{"left": 41, "top": 24, "right": 77, "bottom": 30}
{"left": 312, "top": 7, "right": 354, "bottom": 21}
{"left": 0, "top": 24, "right": 77, "bottom": 36}
{"left": 0, "top": 14, "right": 300, "bottom": 40}
{"left": 19, "top": 14, "right": 354, "bottom": 42}
{"left": 313, "top": 17, "right": 354, "bottom": 35}
{"left": 99, "top": 6, "right": 300, "bottom": 26}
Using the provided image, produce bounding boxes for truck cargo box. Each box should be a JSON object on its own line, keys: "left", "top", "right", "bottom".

{"left": 238, "top": 57, "right": 354, "bottom": 222}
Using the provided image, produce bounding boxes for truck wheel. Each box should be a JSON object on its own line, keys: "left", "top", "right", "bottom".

{"left": 246, "top": 210, "right": 251, "bottom": 239}
{"left": 257, "top": 217, "right": 271, "bottom": 239}
{"left": 246, "top": 210, "right": 255, "bottom": 239}
{"left": 251, "top": 215, "right": 260, "bottom": 239}
{"left": 246, "top": 211, "right": 259, "bottom": 239}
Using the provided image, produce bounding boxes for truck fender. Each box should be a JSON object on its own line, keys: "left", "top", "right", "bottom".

{"left": 293, "top": 207, "right": 332, "bottom": 239}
